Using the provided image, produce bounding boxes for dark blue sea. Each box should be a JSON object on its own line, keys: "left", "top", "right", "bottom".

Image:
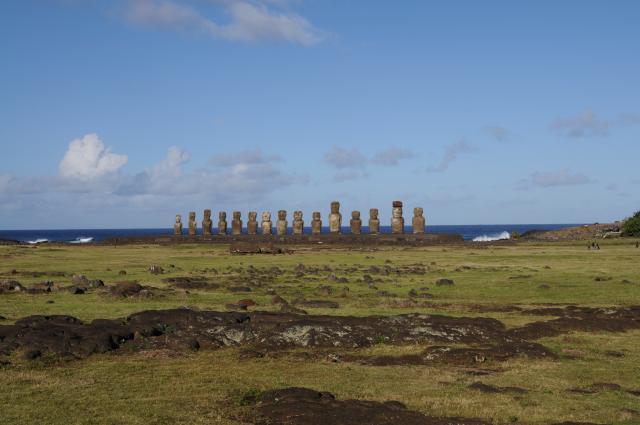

{"left": 0, "top": 224, "right": 578, "bottom": 244}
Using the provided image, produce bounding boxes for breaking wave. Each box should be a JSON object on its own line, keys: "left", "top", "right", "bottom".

{"left": 26, "top": 238, "right": 49, "bottom": 244}
{"left": 69, "top": 237, "right": 94, "bottom": 244}
{"left": 472, "top": 231, "right": 511, "bottom": 242}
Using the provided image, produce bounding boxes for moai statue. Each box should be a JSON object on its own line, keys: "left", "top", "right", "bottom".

{"left": 350, "top": 211, "right": 362, "bottom": 234}
{"left": 391, "top": 201, "right": 404, "bottom": 234}
{"left": 174, "top": 214, "right": 183, "bottom": 236}
{"left": 276, "top": 210, "right": 288, "bottom": 235}
{"left": 261, "top": 211, "right": 272, "bottom": 235}
{"left": 202, "top": 209, "right": 213, "bottom": 236}
{"left": 232, "top": 211, "right": 242, "bottom": 235}
{"left": 188, "top": 211, "right": 197, "bottom": 236}
{"left": 412, "top": 207, "right": 425, "bottom": 234}
{"left": 369, "top": 208, "right": 380, "bottom": 234}
{"left": 247, "top": 211, "right": 258, "bottom": 235}
{"left": 329, "top": 201, "right": 342, "bottom": 234}
{"left": 311, "top": 211, "right": 322, "bottom": 234}
{"left": 218, "top": 212, "right": 227, "bottom": 235}
{"left": 292, "top": 211, "right": 304, "bottom": 235}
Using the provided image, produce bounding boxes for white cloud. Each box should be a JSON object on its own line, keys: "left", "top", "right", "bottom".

{"left": 324, "top": 146, "right": 367, "bottom": 169}
{"left": 117, "top": 146, "right": 298, "bottom": 202}
{"left": 483, "top": 126, "right": 511, "bottom": 142}
{"left": 123, "top": 0, "right": 325, "bottom": 46}
{"left": 551, "top": 110, "right": 611, "bottom": 138}
{"left": 58, "top": 133, "right": 128, "bottom": 181}
{"left": 210, "top": 148, "right": 281, "bottom": 166}
{"left": 371, "top": 147, "right": 415, "bottom": 166}
{"left": 427, "top": 139, "right": 475, "bottom": 173}
{"left": 518, "top": 169, "right": 594, "bottom": 189}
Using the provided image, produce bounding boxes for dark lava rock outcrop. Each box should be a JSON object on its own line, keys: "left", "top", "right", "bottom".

{"left": 1, "top": 306, "right": 638, "bottom": 362}
{"left": 244, "top": 387, "right": 490, "bottom": 425}
{"left": 0, "top": 310, "right": 506, "bottom": 359}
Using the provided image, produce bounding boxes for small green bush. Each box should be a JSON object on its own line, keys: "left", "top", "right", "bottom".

{"left": 622, "top": 210, "right": 640, "bottom": 236}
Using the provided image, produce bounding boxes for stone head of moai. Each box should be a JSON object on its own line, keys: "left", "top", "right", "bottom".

{"left": 175, "top": 214, "right": 182, "bottom": 224}
{"left": 219, "top": 211, "right": 226, "bottom": 220}
{"left": 189, "top": 211, "right": 196, "bottom": 222}
{"left": 293, "top": 211, "right": 303, "bottom": 220}
{"left": 414, "top": 207, "right": 423, "bottom": 217}
{"left": 204, "top": 209, "right": 211, "bottom": 220}
{"left": 331, "top": 201, "right": 340, "bottom": 214}
{"left": 262, "top": 211, "right": 271, "bottom": 222}
{"left": 370, "top": 208, "right": 379, "bottom": 219}
{"left": 352, "top": 211, "right": 360, "bottom": 219}
{"left": 278, "top": 210, "right": 287, "bottom": 220}
{"left": 233, "top": 211, "right": 241, "bottom": 220}
{"left": 248, "top": 211, "right": 257, "bottom": 221}
{"left": 312, "top": 211, "right": 321, "bottom": 220}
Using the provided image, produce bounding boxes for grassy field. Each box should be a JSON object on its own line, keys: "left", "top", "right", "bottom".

{"left": 1, "top": 239, "right": 639, "bottom": 424}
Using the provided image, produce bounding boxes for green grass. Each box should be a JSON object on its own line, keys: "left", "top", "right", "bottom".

{"left": 1, "top": 239, "right": 639, "bottom": 424}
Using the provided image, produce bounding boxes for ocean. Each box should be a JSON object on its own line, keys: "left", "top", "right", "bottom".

{"left": 0, "top": 224, "right": 578, "bottom": 244}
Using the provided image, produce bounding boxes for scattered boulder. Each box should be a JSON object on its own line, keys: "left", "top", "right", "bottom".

{"left": 68, "top": 287, "right": 86, "bottom": 295}
{"left": 436, "top": 278, "right": 455, "bottom": 286}
{"left": 108, "top": 282, "right": 154, "bottom": 298}
{"left": 236, "top": 299, "right": 257, "bottom": 308}
{"left": 88, "top": 279, "right": 104, "bottom": 288}
{"left": 71, "top": 274, "right": 89, "bottom": 285}
{"left": 0, "top": 280, "right": 25, "bottom": 293}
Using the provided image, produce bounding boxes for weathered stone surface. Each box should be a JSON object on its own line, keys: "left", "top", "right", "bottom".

{"left": 202, "top": 209, "right": 213, "bottom": 236}
{"left": 329, "top": 201, "right": 342, "bottom": 234}
{"left": 412, "top": 207, "right": 425, "bottom": 234}
{"left": 391, "top": 201, "right": 404, "bottom": 234}
{"left": 218, "top": 212, "right": 227, "bottom": 235}
{"left": 232, "top": 211, "right": 243, "bottom": 235}
{"left": 292, "top": 211, "right": 304, "bottom": 235}
{"left": 247, "top": 211, "right": 258, "bottom": 235}
{"left": 350, "top": 211, "right": 362, "bottom": 234}
{"left": 261, "top": 212, "right": 272, "bottom": 235}
{"left": 188, "top": 211, "right": 197, "bottom": 236}
{"left": 173, "top": 214, "right": 183, "bottom": 236}
{"left": 311, "top": 211, "right": 322, "bottom": 234}
{"left": 277, "top": 210, "right": 288, "bottom": 236}
{"left": 369, "top": 208, "right": 380, "bottom": 234}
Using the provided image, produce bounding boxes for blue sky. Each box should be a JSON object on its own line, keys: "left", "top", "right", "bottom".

{"left": 1, "top": 0, "right": 639, "bottom": 229}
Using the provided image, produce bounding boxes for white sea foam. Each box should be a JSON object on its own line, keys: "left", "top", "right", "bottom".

{"left": 69, "top": 237, "right": 94, "bottom": 244}
{"left": 27, "top": 238, "right": 49, "bottom": 244}
{"left": 472, "top": 231, "right": 511, "bottom": 242}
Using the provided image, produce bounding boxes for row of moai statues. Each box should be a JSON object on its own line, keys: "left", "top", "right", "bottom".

{"left": 174, "top": 201, "right": 425, "bottom": 235}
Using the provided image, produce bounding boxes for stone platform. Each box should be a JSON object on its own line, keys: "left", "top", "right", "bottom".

{"left": 101, "top": 233, "right": 463, "bottom": 246}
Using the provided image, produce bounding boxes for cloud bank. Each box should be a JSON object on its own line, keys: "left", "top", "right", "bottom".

{"left": 123, "top": 0, "right": 325, "bottom": 46}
